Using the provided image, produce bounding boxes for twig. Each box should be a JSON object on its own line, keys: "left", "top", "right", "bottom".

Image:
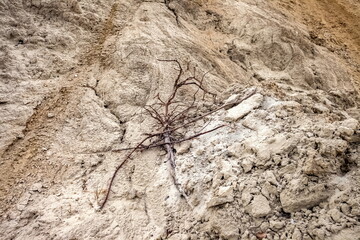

{"left": 113, "top": 125, "right": 225, "bottom": 152}
{"left": 99, "top": 135, "right": 156, "bottom": 209}
{"left": 99, "top": 59, "right": 255, "bottom": 209}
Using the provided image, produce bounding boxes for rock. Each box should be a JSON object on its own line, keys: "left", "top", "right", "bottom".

{"left": 292, "top": 228, "right": 302, "bottom": 240}
{"left": 16, "top": 192, "right": 31, "bottom": 211}
{"left": 225, "top": 94, "right": 264, "bottom": 122}
{"left": 337, "top": 126, "right": 354, "bottom": 137}
{"left": 340, "top": 118, "right": 359, "bottom": 130}
{"left": 280, "top": 183, "right": 331, "bottom": 213}
{"left": 241, "top": 191, "right": 253, "bottom": 206}
{"left": 269, "top": 220, "right": 284, "bottom": 230}
{"left": 257, "top": 133, "right": 295, "bottom": 160}
{"left": 224, "top": 93, "right": 241, "bottom": 106}
{"left": 267, "top": 100, "right": 302, "bottom": 111}
{"left": 168, "top": 233, "right": 189, "bottom": 240}
{"left": 241, "top": 157, "right": 254, "bottom": 173}
{"left": 349, "top": 198, "right": 360, "bottom": 215}
{"left": 220, "top": 160, "right": 234, "bottom": 179}
{"left": 330, "top": 226, "right": 360, "bottom": 240}
{"left": 337, "top": 118, "right": 359, "bottom": 141}
{"left": 207, "top": 186, "right": 234, "bottom": 207}
{"left": 176, "top": 142, "right": 191, "bottom": 155}
{"left": 219, "top": 186, "right": 234, "bottom": 199}
{"left": 263, "top": 171, "right": 278, "bottom": 185}
{"left": 227, "top": 142, "right": 242, "bottom": 157}
{"left": 319, "top": 139, "right": 348, "bottom": 157}
{"left": 312, "top": 103, "right": 330, "bottom": 113}
{"left": 248, "top": 195, "right": 271, "bottom": 217}
{"left": 262, "top": 182, "right": 277, "bottom": 196}
{"left": 220, "top": 224, "right": 241, "bottom": 240}
{"left": 224, "top": 87, "right": 258, "bottom": 108}
{"left": 328, "top": 209, "right": 344, "bottom": 223}
{"left": 30, "top": 183, "right": 43, "bottom": 193}
{"left": 340, "top": 203, "right": 351, "bottom": 215}
{"left": 302, "top": 138, "right": 348, "bottom": 175}
{"left": 259, "top": 221, "right": 270, "bottom": 232}
{"left": 313, "top": 228, "right": 326, "bottom": 239}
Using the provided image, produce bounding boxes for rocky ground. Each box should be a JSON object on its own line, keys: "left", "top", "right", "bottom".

{"left": 0, "top": 0, "right": 359, "bottom": 239}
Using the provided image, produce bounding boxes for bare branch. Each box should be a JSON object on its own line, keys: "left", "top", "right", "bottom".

{"left": 157, "top": 59, "right": 183, "bottom": 87}
{"left": 99, "top": 60, "right": 254, "bottom": 209}
{"left": 100, "top": 134, "right": 156, "bottom": 209}
{"left": 165, "top": 88, "right": 257, "bottom": 134}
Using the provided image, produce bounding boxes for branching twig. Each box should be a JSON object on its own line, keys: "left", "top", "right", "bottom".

{"left": 99, "top": 60, "right": 256, "bottom": 209}
{"left": 99, "top": 135, "right": 156, "bottom": 209}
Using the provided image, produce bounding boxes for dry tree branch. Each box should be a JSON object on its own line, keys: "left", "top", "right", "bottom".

{"left": 111, "top": 89, "right": 256, "bottom": 153}
{"left": 99, "top": 134, "right": 157, "bottom": 209}
{"left": 99, "top": 59, "right": 256, "bottom": 209}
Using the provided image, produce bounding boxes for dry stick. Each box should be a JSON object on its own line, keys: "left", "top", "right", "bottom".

{"left": 150, "top": 125, "right": 226, "bottom": 149}
{"left": 168, "top": 95, "right": 198, "bottom": 124}
{"left": 163, "top": 89, "right": 257, "bottom": 135}
{"left": 144, "top": 105, "right": 164, "bottom": 124}
{"left": 194, "top": 117, "right": 213, "bottom": 134}
{"left": 163, "top": 131, "right": 193, "bottom": 208}
{"left": 112, "top": 90, "right": 257, "bottom": 152}
{"left": 113, "top": 125, "right": 225, "bottom": 152}
{"left": 157, "top": 59, "right": 183, "bottom": 87}
{"left": 99, "top": 134, "right": 157, "bottom": 209}
{"left": 100, "top": 60, "right": 256, "bottom": 209}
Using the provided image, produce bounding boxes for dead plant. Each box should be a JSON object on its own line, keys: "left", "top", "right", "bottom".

{"left": 99, "top": 59, "right": 256, "bottom": 209}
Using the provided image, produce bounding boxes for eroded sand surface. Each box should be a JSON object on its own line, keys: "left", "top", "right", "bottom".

{"left": 0, "top": 0, "right": 359, "bottom": 239}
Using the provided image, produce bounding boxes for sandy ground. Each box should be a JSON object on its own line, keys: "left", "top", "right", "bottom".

{"left": 269, "top": 0, "right": 360, "bottom": 90}
{"left": 0, "top": 0, "right": 359, "bottom": 239}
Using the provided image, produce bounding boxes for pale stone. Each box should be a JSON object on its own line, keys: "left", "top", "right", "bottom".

{"left": 225, "top": 94, "right": 264, "bottom": 122}
{"left": 168, "top": 233, "right": 189, "bottom": 240}
{"left": 220, "top": 160, "right": 234, "bottom": 179}
{"left": 220, "top": 223, "right": 241, "bottom": 240}
{"left": 267, "top": 100, "right": 302, "bottom": 110}
{"left": 341, "top": 118, "right": 359, "bottom": 130}
{"left": 241, "top": 191, "right": 253, "bottom": 206}
{"left": 249, "top": 195, "right": 271, "bottom": 217}
{"left": 241, "top": 158, "right": 254, "bottom": 173}
{"left": 313, "top": 228, "right": 325, "bottom": 239}
{"left": 269, "top": 220, "right": 284, "bottom": 229}
{"left": 331, "top": 227, "right": 360, "bottom": 240}
{"left": 227, "top": 142, "right": 242, "bottom": 157}
{"left": 263, "top": 171, "right": 278, "bottom": 185}
{"left": 176, "top": 142, "right": 191, "bottom": 155}
{"left": 224, "top": 94, "right": 240, "bottom": 105}
{"left": 280, "top": 183, "right": 331, "bottom": 213}
{"left": 30, "top": 183, "right": 43, "bottom": 192}
{"left": 292, "top": 228, "right": 302, "bottom": 240}
{"left": 328, "top": 209, "right": 344, "bottom": 223}
{"left": 207, "top": 186, "right": 234, "bottom": 207}
{"left": 337, "top": 126, "right": 354, "bottom": 137}
{"left": 313, "top": 103, "right": 330, "bottom": 113}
